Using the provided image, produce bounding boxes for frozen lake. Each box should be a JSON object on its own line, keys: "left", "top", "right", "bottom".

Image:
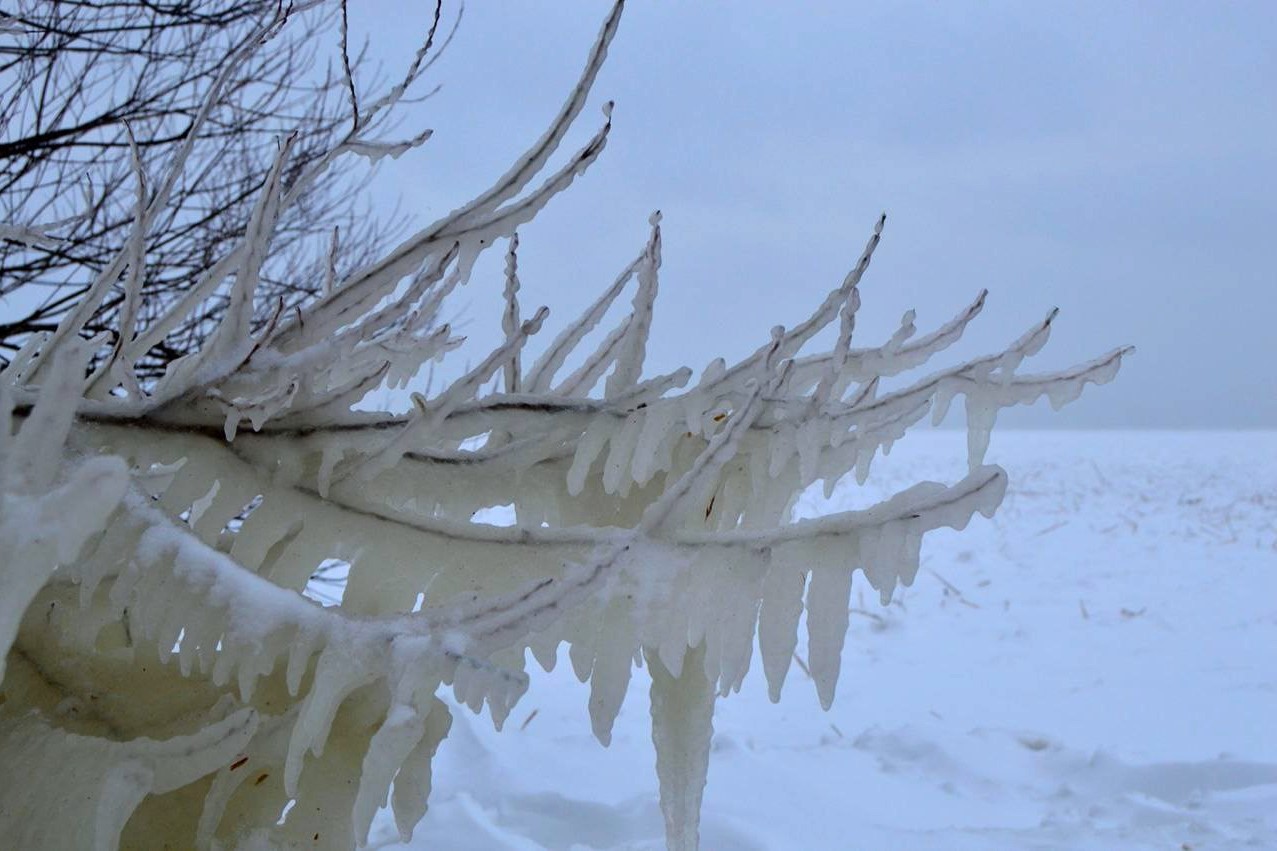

{"left": 374, "top": 430, "right": 1277, "bottom": 850}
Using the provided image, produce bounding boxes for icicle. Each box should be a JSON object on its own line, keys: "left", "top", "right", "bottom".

{"left": 655, "top": 598, "right": 692, "bottom": 682}
{"left": 757, "top": 553, "right": 805, "bottom": 703}
{"left": 646, "top": 643, "right": 715, "bottom": 851}
{"left": 712, "top": 551, "right": 766, "bottom": 695}
{"left": 795, "top": 420, "right": 824, "bottom": 486}
{"left": 897, "top": 527, "right": 924, "bottom": 588}
{"left": 351, "top": 703, "right": 428, "bottom": 844}
{"left": 587, "top": 602, "right": 638, "bottom": 745}
{"left": 567, "top": 417, "right": 613, "bottom": 496}
{"left": 854, "top": 442, "right": 877, "bottom": 485}
{"left": 602, "top": 412, "right": 642, "bottom": 495}
{"left": 767, "top": 423, "right": 797, "bottom": 479}
{"left": 632, "top": 405, "right": 675, "bottom": 485}
{"left": 452, "top": 665, "right": 484, "bottom": 715}
{"left": 929, "top": 381, "right": 955, "bottom": 426}
{"left": 569, "top": 633, "right": 597, "bottom": 683}
{"left": 390, "top": 698, "right": 452, "bottom": 843}
{"left": 860, "top": 522, "right": 900, "bottom": 605}
{"left": 528, "top": 630, "right": 560, "bottom": 672}
{"left": 965, "top": 393, "right": 998, "bottom": 471}
{"left": 284, "top": 645, "right": 376, "bottom": 796}
{"left": 316, "top": 444, "right": 345, "bottom": 498}
{"left": 806, "top": 561, "right": 854, "bottom": 710}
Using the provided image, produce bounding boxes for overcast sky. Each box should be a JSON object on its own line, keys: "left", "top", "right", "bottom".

{"left": 353, "top": 2, "right": 1274, "bottom": 429}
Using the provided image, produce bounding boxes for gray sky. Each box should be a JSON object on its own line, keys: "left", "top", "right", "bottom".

{"left": 354, "top": 2, "right": 1274, "bottom": 429}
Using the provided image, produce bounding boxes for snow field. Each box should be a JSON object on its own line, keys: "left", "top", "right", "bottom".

{"left": 374, "top": 430, "right": 1277, "bottom": 850}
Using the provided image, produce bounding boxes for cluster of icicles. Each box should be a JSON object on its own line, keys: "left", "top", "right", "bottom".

{"left": 0, "top": 2, "right": 1129, "bottom": 849}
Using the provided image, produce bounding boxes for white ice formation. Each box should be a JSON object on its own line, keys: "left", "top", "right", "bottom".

{"left": 0, "top": 2, "right": 1129, "bottom": 849}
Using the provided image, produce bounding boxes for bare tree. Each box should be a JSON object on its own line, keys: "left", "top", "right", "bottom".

{"left": 0, "top": 0, "right": 424, "bottom": 378}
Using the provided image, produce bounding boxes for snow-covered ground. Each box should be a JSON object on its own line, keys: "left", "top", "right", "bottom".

{"left": 371, "top": 431, "right": 1277, "bottom": 850}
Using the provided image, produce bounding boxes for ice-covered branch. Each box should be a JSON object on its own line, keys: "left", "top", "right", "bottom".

{"left": 0, "top": 1, "right": 1131, "bottom": 847}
